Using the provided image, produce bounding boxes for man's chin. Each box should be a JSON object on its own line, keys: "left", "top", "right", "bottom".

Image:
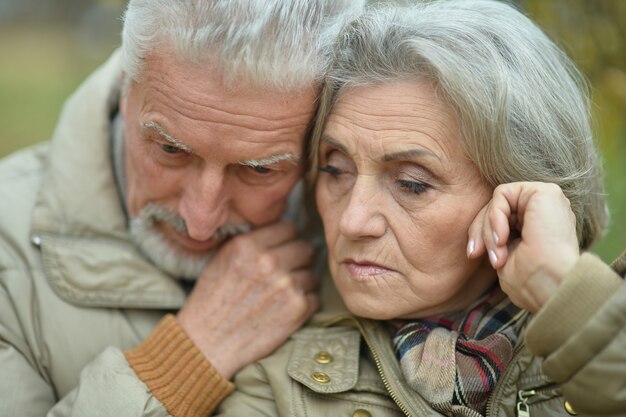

{"left": 143, "top": 239, "right": 215, "bottom": 280}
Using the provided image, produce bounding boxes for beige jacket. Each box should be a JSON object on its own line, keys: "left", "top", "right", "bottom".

{"left": 216, "top": 252, "right": 626, "bottom": 417}
{"left": 0, "top": 52, "right": 231, "bottom": 417}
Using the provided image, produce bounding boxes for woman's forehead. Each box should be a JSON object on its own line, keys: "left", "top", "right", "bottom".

{"left": 324, "top": 81, "right": 462, "bottom": 161}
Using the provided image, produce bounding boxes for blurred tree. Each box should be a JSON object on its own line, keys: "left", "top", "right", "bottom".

{"left": 1, "top": 0, "right": 92, "bottom": 24}
{"left": 520, "top": 0, "right": 626, "bottom": 261}
{"left": 0, "top": 0, "right": 124, "bottom": 150}
{"left": 0, "top": 0, "right": 126, "bottom": 24}
{"left": 521, "top": 0, "right": 625, "bottom": 151}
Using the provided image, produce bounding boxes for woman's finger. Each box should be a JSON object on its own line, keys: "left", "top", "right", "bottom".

{"left": 466, "top": 202, "right": 489, "bottom": 259}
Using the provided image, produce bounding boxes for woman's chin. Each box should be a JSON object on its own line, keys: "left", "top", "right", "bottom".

{"left": 342, "top": 295, "right": 402, "bottom": 321}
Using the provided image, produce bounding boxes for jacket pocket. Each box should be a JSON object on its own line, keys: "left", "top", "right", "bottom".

{"left": 288, "top": 326, "right": 360, "bottom": 394}
{"left": 287, "top": 327, "right": 404, "bottom": 417}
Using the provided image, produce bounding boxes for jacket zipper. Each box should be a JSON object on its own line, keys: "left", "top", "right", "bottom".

{"left": 485, "top": 310, "right": 532, "bottom": 417}
{"left": 486, "top": 347, "right": 561, "bottom": 417}
{"left": 516, "top": 383, "right": 560, "bottom": 417}
{"left": 516, "top": 389, "right": 536, "bottom": 417}
{"left": 485, "top": 341, "right": 526, "bottom": 417}
{"left": 319, "top": 316, "right": 414, "bottom": 417}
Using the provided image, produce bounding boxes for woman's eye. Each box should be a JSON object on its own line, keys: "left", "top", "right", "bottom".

{"left": 398, "top": 179, "right": 428, "bottom": 195}
{"left": 161, "top": 143, "right": 182, "bottom": 154}
{"left": 318, "top": 165, "right": 342, "bottom": 176}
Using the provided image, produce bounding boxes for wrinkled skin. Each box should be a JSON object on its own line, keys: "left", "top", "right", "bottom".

{"left": 316, "top": 80, "right": 496, "bottom": 320}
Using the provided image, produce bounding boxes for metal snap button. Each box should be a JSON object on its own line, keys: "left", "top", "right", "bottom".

{"left": 311, "top": 372, "right": 330, "bottom": 384}
{"left": 314, "top": 351, "right": 333, "bottom": 364}
{"left": 564, "top": 401, "right": 577, "bottom": 415}
{"left": 352, "top": 409, "right": 372, "bottom": 417}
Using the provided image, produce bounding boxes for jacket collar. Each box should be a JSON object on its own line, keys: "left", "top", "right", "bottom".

{"left": 311, "top": 268, "right": 549, "bottom": 416}
{"left": 30, "top": 50, "right": 185, "bottom": 309}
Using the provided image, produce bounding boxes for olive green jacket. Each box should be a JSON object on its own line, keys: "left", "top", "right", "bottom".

{"left": 217, "top": 252, "right": 626, "bottom": 417}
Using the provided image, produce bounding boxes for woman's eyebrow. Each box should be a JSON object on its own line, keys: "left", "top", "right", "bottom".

{"left": 383, "top": 148, "right": 440, "bottom": 162}
{"left": 321, "top": 134, "right": 440, "bottom": 162}
{"left": 320, "top": 134, "right": 348, "bottom": 154}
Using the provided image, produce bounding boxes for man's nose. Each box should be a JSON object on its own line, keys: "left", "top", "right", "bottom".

{"left": 178, "top": 168, "right": 230, "bottom": 241}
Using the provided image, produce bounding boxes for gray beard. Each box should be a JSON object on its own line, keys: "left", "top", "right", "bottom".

{"left": 129, "top": 203, "right": 250, "bottom": 280}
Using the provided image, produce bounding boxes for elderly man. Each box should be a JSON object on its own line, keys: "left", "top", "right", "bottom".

{"left": 0, "top": 1, "right": 363, "bottom": 416}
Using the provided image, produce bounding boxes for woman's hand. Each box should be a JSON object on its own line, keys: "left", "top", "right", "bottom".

{"left": 467, "top": 182, "right": 580, "bottom": 313}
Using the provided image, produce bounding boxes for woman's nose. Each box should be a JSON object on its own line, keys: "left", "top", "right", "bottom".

{"left": 338, "top": 177, "right": 386, "bottom": 240}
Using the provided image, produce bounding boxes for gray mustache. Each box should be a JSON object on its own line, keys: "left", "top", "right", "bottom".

{"left": 140, "top": 203, "right": 251, "bottom": 240}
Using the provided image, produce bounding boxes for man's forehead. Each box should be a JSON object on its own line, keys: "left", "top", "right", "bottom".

{"left": 130, "top": 80, "right": 316, "bottom": 146}
{"left": 138, "top": 52, "right": 319, "bottom": 118}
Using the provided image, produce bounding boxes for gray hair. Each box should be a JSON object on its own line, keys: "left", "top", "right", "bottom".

{"left": 308, "top": 0, "right": 607, "bottom": 249}
{"left": 121, "top": 0, "right": 364, "bottom": 91}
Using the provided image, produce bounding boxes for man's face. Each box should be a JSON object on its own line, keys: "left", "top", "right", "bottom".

{"left": 120, "top": 53, "right": 317, "bottom": 278}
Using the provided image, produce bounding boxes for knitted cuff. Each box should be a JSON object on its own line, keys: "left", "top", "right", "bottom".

{"left": 525, "top": 252, "right": 623, "bottom": 357}
{"left": 125, "top": 314, "right": 234, "bottom": 417}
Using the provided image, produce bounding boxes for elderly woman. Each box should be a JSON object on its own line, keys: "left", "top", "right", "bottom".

{"left": 216, "top": 1, "right": 626, "bottom": 416}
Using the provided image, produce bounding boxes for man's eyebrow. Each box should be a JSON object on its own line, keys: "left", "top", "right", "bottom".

{"left": 383, "top": 148, "right": 440, "bottom": 162}
{"left": 239, "top": 153, "right": 300, "bottom": 167}
{"left": 142, "top": 121, "right": 194, "bottom": 153}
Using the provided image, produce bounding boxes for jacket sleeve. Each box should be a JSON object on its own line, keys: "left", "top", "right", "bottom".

{"left": 213, "top": 339, "right": 303, "bottom": 417}
{"left": 0, "top": 271, "right": 233, "bottom": 417}
{"left": 213, "top": 362, "right": 281, "bottom": 417}
{"left": 47, "top": 348, "right": 172, "bottom": 417}
{"left": 524, "top": 252, "right": 626, "bottom": 415}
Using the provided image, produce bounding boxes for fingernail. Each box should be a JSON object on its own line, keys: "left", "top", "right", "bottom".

{"left": 467, "top": 239, "right": 475, "bottom": 256}
{"left": 492, "top": 231, "right": 500, "bottom": 245}
{"left": 489, "top": 250, "right": 498, "bottom": 266}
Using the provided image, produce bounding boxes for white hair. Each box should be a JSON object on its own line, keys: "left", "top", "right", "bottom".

{"left": 121, "top": 0, "right": 364, "bottom": 91}
{"left": 309, "top": 0, "right": 607, "bottom": 249}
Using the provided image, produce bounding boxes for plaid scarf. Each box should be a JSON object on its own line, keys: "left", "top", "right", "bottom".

{"left": 392, "top": 287, "right": 525, "bottom": 416}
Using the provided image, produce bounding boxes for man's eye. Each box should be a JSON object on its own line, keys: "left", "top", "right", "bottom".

{"left": 161, "top": 144, "right": 181, "bottom": 154}
{"left": 251, "top": 165, "right": 272, "bottom": 174}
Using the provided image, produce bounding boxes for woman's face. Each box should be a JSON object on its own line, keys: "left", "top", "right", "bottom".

{"left": 316, "top": 80, "right": 497, "bottom": 320}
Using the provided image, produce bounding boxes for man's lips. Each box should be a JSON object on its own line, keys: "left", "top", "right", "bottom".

{"left": 176, "top": 233, "right": 222, "bottom": 252}
{"left": 157, "top": 222, "right": 222, "bottom": 253}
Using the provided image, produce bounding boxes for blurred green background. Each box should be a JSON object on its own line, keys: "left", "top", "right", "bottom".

{"left": 0, "top": 0, "right": 624, "bottom": 262}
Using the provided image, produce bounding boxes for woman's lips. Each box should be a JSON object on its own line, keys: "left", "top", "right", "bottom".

{"left": 342, "top": 259, "right": 396, "bottom": 281}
